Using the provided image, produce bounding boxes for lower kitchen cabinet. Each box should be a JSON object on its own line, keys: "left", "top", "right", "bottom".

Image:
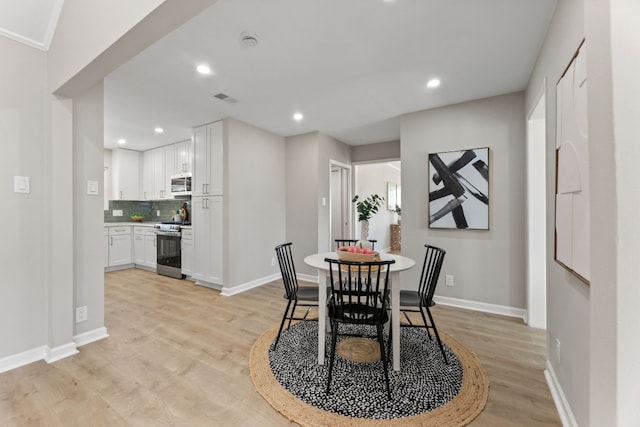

{"left": 181, "top": 228, "right": 193, "bottom": 276}
{"left": 191, "top": 196, "right": 223, "bottom": 286}
{"left": 104, "top": 227, "right": 109, "bottom": 268}
{"left": 134, "top": 226, "right": 156, "bottom": 269}
{"left": 108, "top": 226, "right": 132, "bottom": 266}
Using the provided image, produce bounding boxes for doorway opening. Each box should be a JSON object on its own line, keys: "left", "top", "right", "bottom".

{"left": 526, "top": 87, "right": 547, "bottom": 329}
{"left": 329, "top": 161, "right": 352, "bottom": 248}
{"left": 352, "top": 161, "right": 401, "bottom": 251}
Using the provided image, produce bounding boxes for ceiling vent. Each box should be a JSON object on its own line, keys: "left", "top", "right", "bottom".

{"left": 213, "top": 93, "right": 238, "bottom": 104}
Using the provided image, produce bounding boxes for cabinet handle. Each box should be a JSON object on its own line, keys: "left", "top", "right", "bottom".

{"left": 119, "top": 190, "right": 123, "bottom": 200}
{"left": 110, "top": 237, "right": 113, "bottom": 246}
{"left": 143, "top": 191, "right": 147, "bottom": 199}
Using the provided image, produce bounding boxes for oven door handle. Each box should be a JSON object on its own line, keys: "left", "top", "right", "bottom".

{"left": 155, "top": 231, "right": 181, "bottom": 237}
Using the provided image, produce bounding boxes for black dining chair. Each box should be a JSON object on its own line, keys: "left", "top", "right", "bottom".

{"left": 392, "top": 244, "right": 448, "bottom": 364}
{"left": 273, "top": 242, "right": 323, "bottom": 351}
{"left": 324, "top": 257, "right": 396, "bottom": 399}
{"left": 334, "top": 239, "right": 377, "bottom": 250}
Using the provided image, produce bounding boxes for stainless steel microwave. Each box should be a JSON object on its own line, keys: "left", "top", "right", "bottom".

{"left": 171, "top": 173, "right": 192, "bottom": 196}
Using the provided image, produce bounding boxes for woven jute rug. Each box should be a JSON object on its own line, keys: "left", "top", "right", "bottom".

{"left": 250, "top": 322, "right": 489, "bottom": 426}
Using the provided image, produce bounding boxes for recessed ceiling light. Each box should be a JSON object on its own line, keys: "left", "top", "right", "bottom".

{"left": 117, "top": 139, "right": 126, "bottom": 145}
{"left": 427, "top": 79, "right": 441, "bottom": 88}
{"left": 293, "top": 112, "right": 303, "bottom": 121}
{"left": 154, "top": 127, "right": 164, "bottom": 134}
{"left": 197, "top": 64, "right": 212, "bottom": 75}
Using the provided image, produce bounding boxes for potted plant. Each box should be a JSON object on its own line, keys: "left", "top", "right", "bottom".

{"left": 352, "top": 194, "right": 384, "bottom": 240}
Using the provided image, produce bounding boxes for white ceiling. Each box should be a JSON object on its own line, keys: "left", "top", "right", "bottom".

{"left": 2, "top": 0, "right": 557, "bottom": 151}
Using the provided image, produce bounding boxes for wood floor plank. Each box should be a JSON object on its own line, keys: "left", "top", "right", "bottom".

{"left": 0, "top": 269, "right": 560, "bottom": 426}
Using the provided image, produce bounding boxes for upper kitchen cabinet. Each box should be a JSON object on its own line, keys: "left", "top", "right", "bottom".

{"left": 193, "top": 121, "right": 223, "bottom": 197}
{"left": 142, "top": 145, "right": 175, "bottom": 200}
{"left": 111, "top": 148, "right": 140, "bottom": 200}
{"left": 171, "top": 139, "right": 193, "bottom": 175}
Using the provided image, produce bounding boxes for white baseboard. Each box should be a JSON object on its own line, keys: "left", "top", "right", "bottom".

{"left": 433, "top": 295, "right": 527, "bottom": 321}
{"left": 74, "top": 327, "right": 109, "bottom": 347}
{"left": 545, "top": 361, "right": 578, "bottom": 427}
{"left": 0, "top": 345, "right": 47, "bottom": 373}
{"left": 221, "top": 273, "right": 281, "bottom": 296}
{"left": 44, "top": 342, "right": 78, "bottom": 364}
{"left": 298, "top": 273, "right": 319, "bottom": 283}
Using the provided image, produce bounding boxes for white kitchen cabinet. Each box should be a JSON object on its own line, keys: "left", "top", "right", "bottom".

{"left": 142, "top": 147, "right": 171, "bottom": 200}
{"left": 108, "top": 226, "right": 133, "bottom": 266}
{"left": 111, "top": 148, "right": 140, "bottom": 200}
{"left": 134, "top": 226, "right": 157, "bottom": 268}
{"left": 193, "top": 121, "right": 223, "bottom": 197}
{"left": 174, "top": 139, "right": 193, "bottom": 174}
{"left": 104, "top": 227, "right": 109, "bottom": 268}
{"left": 191, "top": 196, "right": 223, "bottom": 285}
{"left": 181, "top": 227, "right": 193, "bottom": 276}
{"left": 141, "top": 150, "right": 154, "bottom": 200}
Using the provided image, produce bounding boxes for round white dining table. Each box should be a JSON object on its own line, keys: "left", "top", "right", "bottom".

{"left": 304, "top": 251, "right": 415, "bottom": 371}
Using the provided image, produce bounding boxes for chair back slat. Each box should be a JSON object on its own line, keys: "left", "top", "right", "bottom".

{"left": 325, "top": 258, "right": 395, "bottom": 325}
{"left": 417, "top": 245, "right": 446, "bottom": 306}
{"left": 334, "top": 239, "right": 378, "bottom": 251}
{"left": 275, "top": 243, "right": 298, "bottom": 298}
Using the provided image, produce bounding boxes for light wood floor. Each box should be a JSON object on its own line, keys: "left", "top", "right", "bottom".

{"left": 1, "top": 269, "right": 561, "bottom": 426}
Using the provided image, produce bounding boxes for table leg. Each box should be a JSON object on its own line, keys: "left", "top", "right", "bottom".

{"left": 317, "top": 271, "right": 328, "bottom": 365}
{"left": 391, "top": 271, "right": 400, "bottom": 371}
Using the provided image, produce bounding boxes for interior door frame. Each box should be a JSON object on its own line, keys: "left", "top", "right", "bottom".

{"left": 526, "top": 81, "right": 548, "bottom": 330}
{"left": 329, "top": 160, "right": 352, "bottom": 247}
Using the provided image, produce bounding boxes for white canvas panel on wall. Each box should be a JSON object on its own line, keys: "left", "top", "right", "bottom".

{"left": 555, "top": 42, "right": 590, "bottom": 284}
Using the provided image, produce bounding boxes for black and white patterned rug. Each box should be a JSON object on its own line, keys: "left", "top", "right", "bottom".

{"left": 268, "top": 321, "right": 464, "bottom": 420}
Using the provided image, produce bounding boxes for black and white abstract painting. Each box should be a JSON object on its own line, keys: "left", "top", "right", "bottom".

{"left": 428, "top": 148, "right": 489, "bottom": 230}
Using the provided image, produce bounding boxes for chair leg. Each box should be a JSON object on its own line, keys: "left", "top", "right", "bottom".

{"left": 419, "top": 306, "right": 432, "bottom": 340}
{"left": 326, "top": 321, "right": 339, "bottom": 394}
{"left": 286, "top": 300, "right": 299, "bottom": 329}
{"left": 377, "top": 324, "right": 392, "bottom": 400}
{"left": 386, "top": 315, "right": 393, "bottom": 359}
{"left": 425, "top": 306, "right": 449, "bottom": 365}
{"left": 272, "top": 299, "right": 293, "bottom": 351}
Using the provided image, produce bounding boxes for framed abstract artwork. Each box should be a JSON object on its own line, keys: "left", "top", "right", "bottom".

{"left": 428, "top": 147, "right": 489, "bottom": 230}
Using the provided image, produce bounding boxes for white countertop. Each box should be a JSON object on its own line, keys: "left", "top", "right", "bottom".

{"left": 104, "top": 222, "right": 191, "bottom": 228}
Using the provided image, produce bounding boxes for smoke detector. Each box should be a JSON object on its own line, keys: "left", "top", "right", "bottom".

{"left": 240, "top": 31, "right": 259, "bottom": 47}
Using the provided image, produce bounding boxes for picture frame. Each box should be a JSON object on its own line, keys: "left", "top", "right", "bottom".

{"left": 428, "top": 147, "right": 489, "bottom": 230}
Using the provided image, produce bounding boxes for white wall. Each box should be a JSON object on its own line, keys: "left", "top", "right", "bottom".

{"left": 354, "top": 163, "right": 401, "bottom": 251}
{"left": 225, "top": 118, "right": 286, "bottom": 289}
{"left": 73, "top": 82, "right": 106, "bottom": 335}
{"left": 525, "top": 0, "right": 590, "bottom": 425}
{"left": 285, "top": 133, "right": 319, "bottom": 276}
{"left": 608, "top": 2, "right": 640, "bottom": 423}
{"left": 400, "top": 92, "right": 527, "bottom": 311}
{"left": 584, "top": 0, "right": 640, "bottom": 425}
{"left": 0, "top": 37, "right": 48, "bottom": 361}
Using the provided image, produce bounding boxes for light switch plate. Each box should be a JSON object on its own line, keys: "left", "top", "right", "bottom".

{"left": 87, "top": 180, "right": 99, "bottom": 195}
{"left": 14, "top": 176, "right": 30, "bottom": 194}
{"left": 113, "top": 209, "right": 123, "bottom": 216}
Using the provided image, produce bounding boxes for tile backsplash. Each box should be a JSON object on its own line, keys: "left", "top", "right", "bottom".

{"left": 104, "top": 199, "right": 191, "bottom": 223}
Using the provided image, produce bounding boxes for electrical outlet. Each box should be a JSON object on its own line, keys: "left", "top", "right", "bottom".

{"left": 156, "top": 210, "right": 160, "bottom": 216}
{"left": 75, "top": 306, "right": 88, "bottom": 323}
{"left": 112, "top": 209, "right": 123, "bottom": 216}
{"left": 271, "top": 257, "right": 276, "bottom": 266}
{"left": 445, "top": 274, "right": 454, "bottom": 287}
{"left": 555, "top": 338, "right": 561, "bottom": 364}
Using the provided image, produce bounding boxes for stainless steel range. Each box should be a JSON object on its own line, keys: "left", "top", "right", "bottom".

{"left": 154, "top": 221, "right": 190, "bottom": 279}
